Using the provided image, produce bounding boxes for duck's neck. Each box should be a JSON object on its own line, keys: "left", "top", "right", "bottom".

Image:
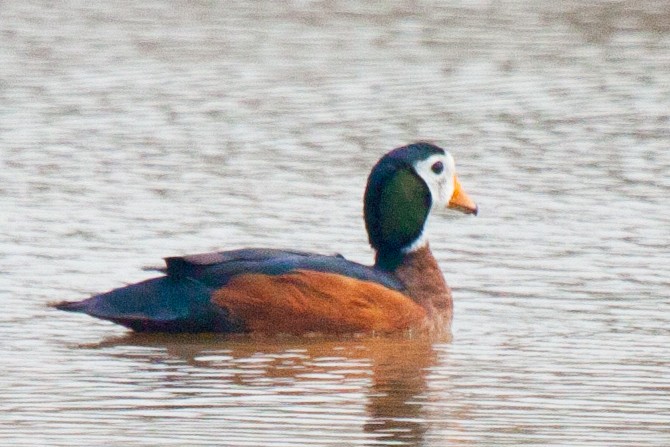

{"left": 381, "top": 244, "right": 453, "bottom": 323}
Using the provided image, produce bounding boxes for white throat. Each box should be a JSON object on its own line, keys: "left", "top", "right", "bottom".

{"left": 400, "top": 151, "right": 456, "bottom": 254}
{"left": 401, "top": 230, "right": 429, "bottom": 254}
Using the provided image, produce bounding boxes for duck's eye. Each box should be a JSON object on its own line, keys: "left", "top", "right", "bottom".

{"left": 431, "top": 161, "right": 444, "bottom": 174}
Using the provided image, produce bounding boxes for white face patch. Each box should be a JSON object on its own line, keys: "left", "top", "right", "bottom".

{"left": 412, "top": 152, "right": 456, "bottom": 212}
{"left": 402, "top": 151, "right": 457, "bottom": 254}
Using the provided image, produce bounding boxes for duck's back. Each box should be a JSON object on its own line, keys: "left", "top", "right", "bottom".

{"left": 55, "top": 248, "right": 427, "bottom": 334}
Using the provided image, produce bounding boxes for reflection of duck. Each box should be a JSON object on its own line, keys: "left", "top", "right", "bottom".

{"left": 55, "top": 143, "right": 477, "bottom": 335}
{"left": 92, "top": 333, "right": 441, "bottom": 446}
{"left": 363, "top": 337, "right": 438, "bottom": 446}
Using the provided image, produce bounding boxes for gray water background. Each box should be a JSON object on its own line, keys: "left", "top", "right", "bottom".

{"left": 1, "top": 1, "right": 669, "bottom": 446}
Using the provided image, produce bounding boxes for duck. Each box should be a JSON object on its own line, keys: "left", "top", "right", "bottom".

{"left": 54, "top": 142, "right": 477, "bottom": 335}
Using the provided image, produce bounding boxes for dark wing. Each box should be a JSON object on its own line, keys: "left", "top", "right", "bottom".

{"left": 163, "top": 248, "right": 404, "bottom": 291}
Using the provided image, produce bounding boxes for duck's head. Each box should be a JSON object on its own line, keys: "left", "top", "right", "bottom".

{"left": 364, "top": 142, "right": 477, "bottom": 270}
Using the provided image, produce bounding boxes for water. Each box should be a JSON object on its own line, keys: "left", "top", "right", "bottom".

{"left": 1, "top": 1, "right": 669, "bottom": 445}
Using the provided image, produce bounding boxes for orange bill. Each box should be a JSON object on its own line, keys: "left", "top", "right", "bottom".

{"left": 448, "top": 176, "right": 478, "bottom": 215}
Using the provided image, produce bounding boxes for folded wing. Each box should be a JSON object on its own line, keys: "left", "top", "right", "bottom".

{"left": 54, "top": 248, "right": 417, "bottom": 333}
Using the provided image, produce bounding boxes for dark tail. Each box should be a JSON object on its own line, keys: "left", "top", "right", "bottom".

{"left": 53, "top": 276, "right": 240, "bottom": 333}
{"left": 53, "top": 300, "right": 89, "bottom": 312}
